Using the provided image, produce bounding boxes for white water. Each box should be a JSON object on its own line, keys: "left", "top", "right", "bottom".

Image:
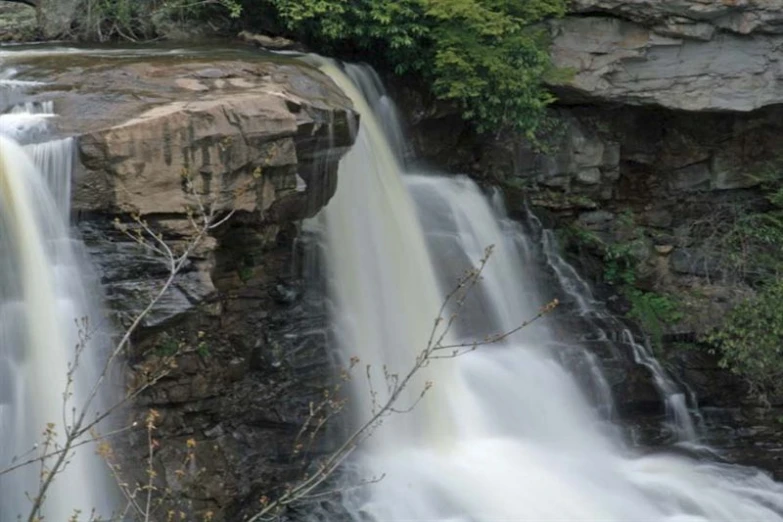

{"left": 536, "top": 223, "right": 703, "bottom": 443}
{"left": 313, "top": 60, "right": 783, "bottom": 522}
{"left": 0, "top": 89, "right": 113, "bottom": 519}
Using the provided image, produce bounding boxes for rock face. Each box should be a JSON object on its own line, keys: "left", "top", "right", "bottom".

{"left": 15, "top": 49, "right": 356, "bottom": 519}
{"left": 20, "top": 53, "right": 355, "bottom": 326}
{"left": 394, "top": 0, "right": 783, "bottom": 478}
{"left": 570, "top": 0, "right": 783, "bottom": 35}
{"left": 550, "top": 1, "right": 783, "bottom": 111}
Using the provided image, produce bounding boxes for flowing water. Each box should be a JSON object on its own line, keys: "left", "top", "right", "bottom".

{"left": 311, "top": 59, "right": 783, "bottom": 521}
{"left": 0, "top": 80, "right": 113, "bottom": 520}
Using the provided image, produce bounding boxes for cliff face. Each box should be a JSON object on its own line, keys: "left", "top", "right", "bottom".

{"left": 409, "top": 0, "right": 783, "bottom": 338}
{"left": 395, "top": 0, "right": 783, "bottom": 476}
{"left": 13, "top": 49, "right": 355, "bottom": 519}
{"left": 537, "top": 0, "right": 783, "bottom": 342}
{"left": 551, "top": 1, "right": 783, "bottom": 111}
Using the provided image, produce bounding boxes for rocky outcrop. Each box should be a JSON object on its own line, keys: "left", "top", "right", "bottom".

{"left": 29, "top": 55, "right": 355, "bottom": 325}
{"left": 549, "top": 1, "right": 783, "bottom": 111}
{"left": 570, "top": 0, "right": 783, "bottom": 35}
{"left": 17, "top": 50, "right": 356, "bottom": 519}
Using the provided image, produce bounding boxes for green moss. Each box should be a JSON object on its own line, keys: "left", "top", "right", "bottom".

{"left": 626, "top": 289, "right": 683, "bottom": 350}
{"left": 154, "top": 334, "right": 179, "bottom": 356}
{"left": 238, "top": 266, "right": 254, "bottom": 283}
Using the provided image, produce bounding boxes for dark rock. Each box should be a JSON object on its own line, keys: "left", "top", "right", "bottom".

{"left": 670, "top": 248, "right": 723, "bottom": 278}
{"left": 578, "top": 210, "right": 615, "bottom": 228}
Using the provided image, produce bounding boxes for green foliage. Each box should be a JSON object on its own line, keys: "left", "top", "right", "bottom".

{"left": 718, "top": 159, "right": 783, "bottom": 278}
{"left": 707, "top": 279, "right": 783, "bottom": 396}
{"left": 238, "top": 265, "right": 254, "bottom": 282}
{"left": 154, "top": 334, "right": 179, "bottom": 356}
{"left": 626, "top": 289, "right": 683, "bottom": 349}
{"left": 563, "top": 220, "right": 682, "bottom": 346}
{"left": 197, "top": 340, "right": 211, "bottom": 357}
{"left": 603, "top": 241, "right": 638, "bottom": 286}
{"left": 267, "top": 0, "right": 566, "bottom": 138}
{"left": 66, "top": 0, "right": 564, "bottom": 137}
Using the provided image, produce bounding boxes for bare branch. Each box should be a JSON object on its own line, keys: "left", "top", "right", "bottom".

{"left": 246, "top": 245, "right": 559, "bottom": 521}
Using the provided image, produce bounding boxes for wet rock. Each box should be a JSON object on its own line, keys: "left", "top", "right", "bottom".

{"left": 643, "top": 209, "right": 673, "bottom": 228}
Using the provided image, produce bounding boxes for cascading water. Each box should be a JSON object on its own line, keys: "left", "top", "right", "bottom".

{"left": 0, "top": 82, "right": 113, "bottom": 520}
{"left": 311, "top": 59, "right": 783, "bottom": 521}
{"left": 533, "top": 212, "right": 701, "bottom": 443}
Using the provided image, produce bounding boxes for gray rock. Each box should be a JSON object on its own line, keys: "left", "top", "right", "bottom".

{"left": 570, "top": 0, "right": 783, "bottom": 36}
{"left": 669, "top": 163, "right": 711, "bottom": 192}
{"left": 577, "top": 167, "right": 602, "bottom": 185}
{"left": 711, "top": 145, "right": 763, "bottom": 190}
{"left": 643, "top": 209, "right": 673, "bottom": 228}
{"left": 653, "top": 20, "right": 716, "bottom": 41}
{"left": 550, "top": 16, "right": 783, "bottom": 112}
{"left": 579, "top": 210, "right": 615, "bottom": 227}
{"left": 37, "top": 0, "right": 78, "bottom": 39}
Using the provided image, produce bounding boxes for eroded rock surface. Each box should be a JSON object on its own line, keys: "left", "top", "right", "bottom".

{"left": 549, "top": 1, "right": 783, "bottom": 111}
{"left": 12, "top": 48, "right": 356, "bottom": 520}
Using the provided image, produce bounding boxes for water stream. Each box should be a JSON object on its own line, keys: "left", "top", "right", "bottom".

{"left": 0, "top": 80, "right": 113, "bottom": 521}
{"left": 312, "top": 59, "right": 783, "bottom": 522}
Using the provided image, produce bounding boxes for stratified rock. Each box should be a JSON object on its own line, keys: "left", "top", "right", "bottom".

{"left": 570, "top": 0, "right": 783, "bottom": 36}
{"left": 17, "top": 54, "right": 356, "bottom": 325}
{"left": 550, "top": 15, "right": 783, "bottom": 111}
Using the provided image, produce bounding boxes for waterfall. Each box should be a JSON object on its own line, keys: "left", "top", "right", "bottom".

{"left": 0, "top": 92, "right": 113, "bottom": 518}
{"left": 312, "top": 59, "right": 783, "bottom": 521}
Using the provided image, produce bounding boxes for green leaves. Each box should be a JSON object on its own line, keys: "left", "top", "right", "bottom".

{"left": 707, "top": 279, "right": 783, "bottom": 396}
{"left": 266, "top": 0, "right": 565, "bottom": 137}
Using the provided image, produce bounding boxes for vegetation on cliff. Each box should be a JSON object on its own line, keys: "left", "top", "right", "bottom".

{"left": 20, "top": 0, "right": 565, "bottom": 139}
{"left": 267, "top": 0, "right": 565, "bottom": 138}
{"left": 706, "top": 175, "right": 783, "bottom": 398}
